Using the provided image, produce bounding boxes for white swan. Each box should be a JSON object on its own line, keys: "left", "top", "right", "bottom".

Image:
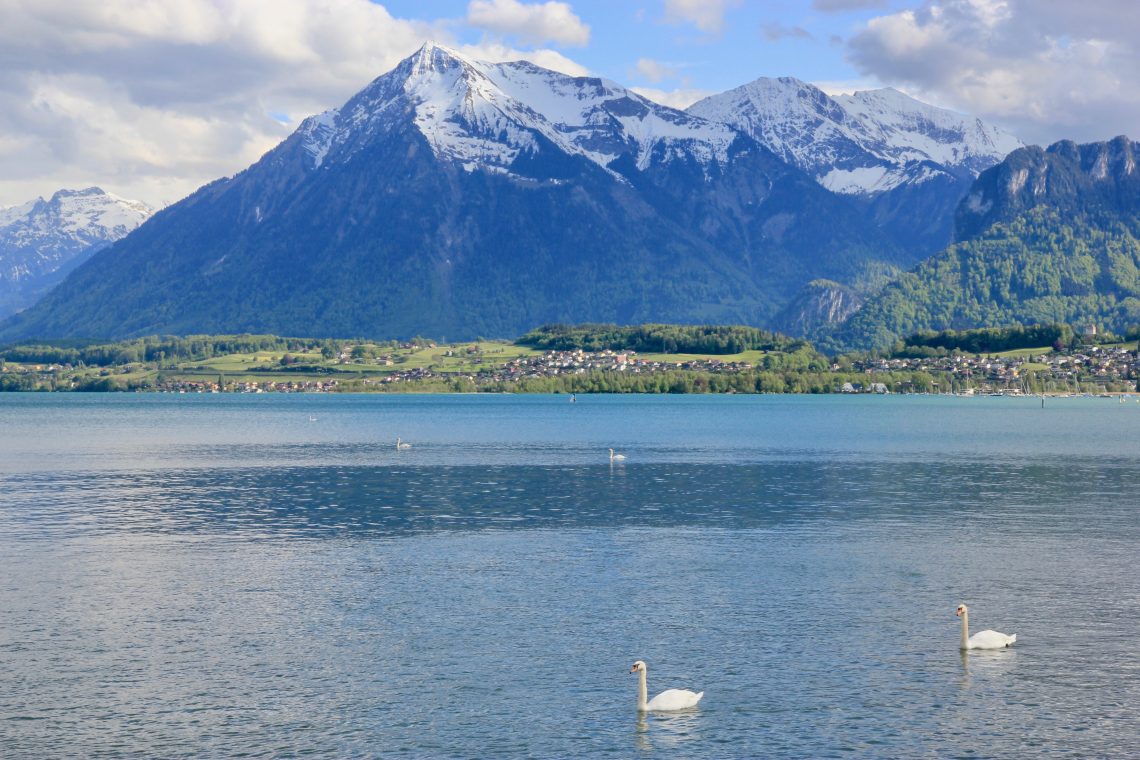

{"left": 396, "top": 437, "right": 412, "bottom": 450}
{"left": 609, "top": 448, "right": 626, "bottom": 461}
{"left": 956, "top": 604, "right": 1016, "bottom": 649}
{"left": 630, "top": 660, "right": 703, "bottom": 711}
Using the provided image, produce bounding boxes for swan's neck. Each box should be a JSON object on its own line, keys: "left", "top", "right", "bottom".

{"left": 637, "top": 668, "right": 648, "bottom": 711}
{"left": 960, "top": 611, "right": 970, "bottom": 650}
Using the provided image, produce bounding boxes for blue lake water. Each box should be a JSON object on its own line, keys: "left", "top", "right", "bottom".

{"left": 1, "top": 393, "right": 1138, "bottom": 757}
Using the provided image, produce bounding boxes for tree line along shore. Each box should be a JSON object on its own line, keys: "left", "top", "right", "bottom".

{"left": 1, "top": 323, "right": 1137, "bottom": 395}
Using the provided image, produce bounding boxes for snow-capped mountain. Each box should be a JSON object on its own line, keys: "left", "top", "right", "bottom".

{"left": 3, "top": 43, "right": 909, "bottom": 342}
{"left": 687, "top": 77, "right": 1022, "bottom": 196}
{"left": 0, "top": 187, "right": 153, "bottom": 318}
{"left": 687, "top": 78, "right": 1022, "bottom": 257}
{"left": 296, "top": 41, "right": 738, "bottom": 178}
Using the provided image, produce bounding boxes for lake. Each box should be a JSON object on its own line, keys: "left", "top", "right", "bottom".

{"left": 1, "top": 393, "right": 1137, "bottom": 757}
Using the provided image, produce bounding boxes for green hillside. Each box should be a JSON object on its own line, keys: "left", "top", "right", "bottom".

{"left": 828, "top": 207, "right": 1140, "bottom": 351}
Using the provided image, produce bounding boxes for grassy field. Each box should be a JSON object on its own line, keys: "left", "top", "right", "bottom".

{"left": 172, "top": 340, "right": 541, "bottom": 379}
{"left": 380, "top": 341, "right": 539, "bottom": 371}
{"left": 632, "top": 349, "right": 774, "bottom": 363}
{"left": 990, "top": 346, "right": 1055, "bottom": 359}
{"left": 184, "top": 351, "right": 321, "bottom": 372}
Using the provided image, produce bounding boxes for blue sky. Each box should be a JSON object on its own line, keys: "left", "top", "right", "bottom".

{"left": 378, "top": 0, "right": 897, "bottom": 98}
{"left": 1, "top": 0, "right": 1138, "bottom": 207}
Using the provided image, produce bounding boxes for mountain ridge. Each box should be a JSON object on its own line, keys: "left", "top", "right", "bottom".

{"left": 1, "top": 43, "right": 908, "bottom": 343}
{"left": 687, "top": 77, "right": 1022, "bottom": 256}
{"left": 687, "top": 76, "right": 1021, "bottom": 196}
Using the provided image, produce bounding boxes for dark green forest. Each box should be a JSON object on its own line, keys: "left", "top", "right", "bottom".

{"left": 517, "top": 323, "right": 803, "bottom": 354}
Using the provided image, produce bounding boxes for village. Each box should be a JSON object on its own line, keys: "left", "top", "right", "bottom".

{"left": 849, "top": 343, "right": 1140, "bottom": 394}
{"left": 3, "top": 341, "right": 1138, "bottom": 394}
{"left": 353, "top": 342, "right": 1140, "bottom": 394}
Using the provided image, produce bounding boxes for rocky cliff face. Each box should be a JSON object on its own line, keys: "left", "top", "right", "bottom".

{"left": 772, "top": 280, "right": 865, "bottom": 337}
{"left": 954, "top": 136, "right": 1139, "bottom": 242}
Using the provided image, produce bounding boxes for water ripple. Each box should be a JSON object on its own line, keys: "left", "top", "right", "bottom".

{"left": 2, "top": 395, "right": 1138, "bottom": 757}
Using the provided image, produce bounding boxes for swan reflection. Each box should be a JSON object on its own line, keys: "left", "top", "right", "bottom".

{"left": 635, "top": 713, "right": 650, "bottom": 752}
{"left": 633, "top": 707, "right": 703, "bottom": 752}
{"left": 959, "top": 646, "right": 1018, "bottom": 687}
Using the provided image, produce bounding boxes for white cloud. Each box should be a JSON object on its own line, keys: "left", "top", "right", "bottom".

{"left": 811, "top": 78, "right": 885, "bottom": 96}
{"left": 0, "top": 0, "right": 438, "bottom": 206}
{"left": 633, "top": 58, "right": 677, "bottom": 84}
{"left": 847, "top": 0, "right": 1140, "bottom": 145}
{"left": 631, "top": 86, "right": 713, "bottom": 111}
{"left": 662, "top": 0, "right": 740, "bottom": 34}
{"left": 761, "top": 23, "right": 814, "bottom": 42}
{"left": 458, "top": 41, "right": 591, "bottom": 77}
{"left": 466, "top": 0, "right": 590, "bottom": 47}
{"left": 0, "top": 0, "right": 593, "bottom": 207}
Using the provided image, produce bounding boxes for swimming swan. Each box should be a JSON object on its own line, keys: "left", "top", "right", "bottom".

{"left": 396, "top": 437, "right": 412, "bottom": 450}
{"left": 630, "top": 660, "right": 703, "bottom": 711}
{"left": 609, "top": 448, "right": 626, "bottom": 461}
{"left": 956, "top": 604, "right": 1016, "bottom": 649}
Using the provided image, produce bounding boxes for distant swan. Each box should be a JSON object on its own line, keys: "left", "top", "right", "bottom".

{"left": 609, "top": 448, "right": 626, "bottom": 461}
{"left": 396, "top": 437, "right": 412, "bottom": 450}
{"left": 956, "top": 604, "right": 1016, "bottom": 649}
{"left": 630, "top": 660, "right": 703, "bottom": 711}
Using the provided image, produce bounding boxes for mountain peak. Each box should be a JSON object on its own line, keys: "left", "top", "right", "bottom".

{"left": 406, "top": 40, "right": 470, "bottom": 74}
{"left": 294, "top": 45, "right": 738, "bottom": 177}
{"left": 723, "top": 76, "right": 825, "bottom": 101}
{"left": 50, "top": 187, "right": 106, "bottom": 201}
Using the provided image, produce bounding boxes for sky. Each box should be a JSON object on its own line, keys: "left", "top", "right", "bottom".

{"left": 2, "top": 0, "right": 1138, "bottom": 208}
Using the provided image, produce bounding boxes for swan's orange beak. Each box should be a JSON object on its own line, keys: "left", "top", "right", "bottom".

{"left": 955, "top": 609, "right": 962, "bottom": 617}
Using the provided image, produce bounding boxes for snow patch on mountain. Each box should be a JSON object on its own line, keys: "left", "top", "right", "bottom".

{"left": 297, "top": 42, "right": 737, "bottom": 179}
{"left": 299, "top": 110, "right": 337, "bottom": 169}
{"left": 0, "top": 200, "right": 36, "bottom": 229}
{"left": 821, "top": 166, "right": 895, "bottom": 195}
{"left": 833, "top": 88, "right": 1022, "bottom": 172}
